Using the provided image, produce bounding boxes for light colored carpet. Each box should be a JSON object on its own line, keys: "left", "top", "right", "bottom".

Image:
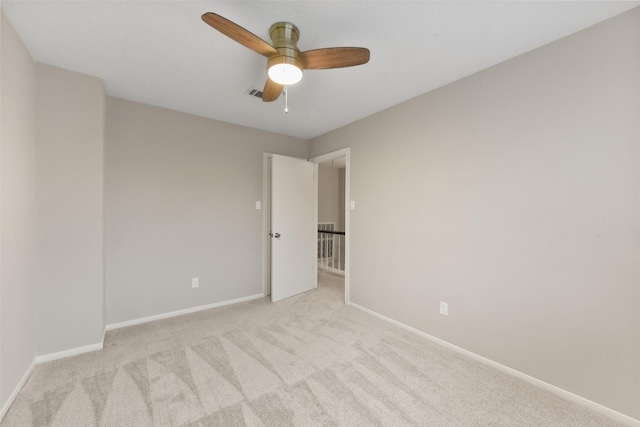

{"left": 2, "top": 271, "right": 628, "bottom": 426}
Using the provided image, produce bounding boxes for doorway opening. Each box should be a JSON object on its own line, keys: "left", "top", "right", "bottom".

{"left": 316, "top": 157, "right": 346, "bottom": 301}
{"left": 310, "top": 148, "right": 351, "bottom": 305}
{"left": 262, "top": 148, "right": 350, "bottom": 305}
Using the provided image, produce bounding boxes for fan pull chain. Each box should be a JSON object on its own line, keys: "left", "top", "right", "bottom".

{"left": 284, "top": 86, "right": 289, "bottom": 114}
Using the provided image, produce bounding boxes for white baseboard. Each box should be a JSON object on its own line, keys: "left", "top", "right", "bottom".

{"left": 0, "top": 358, "right": 36, "bottom": 422}
{"left": 349, "top": 302, "right": 640, "bottom": 426}
{"left": 105, "top": 293, "right": 265, "bottom": 331}
{"left": 35, "top": 341, "right": 104, "bottom": 364}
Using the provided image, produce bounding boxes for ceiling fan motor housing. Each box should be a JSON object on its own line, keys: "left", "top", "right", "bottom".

{"left": 267, "top": 22, "right": 305, "bottom": 71}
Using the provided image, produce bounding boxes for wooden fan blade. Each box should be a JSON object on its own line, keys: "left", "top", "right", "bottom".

{"left": 202, "top": 12, "right": 277, "bottom": 57}
{"left": 301, "top": 47, "right": 370, "bottom": 69}
{"left": 262, "top": 79, "right": 284, "bottom": 102}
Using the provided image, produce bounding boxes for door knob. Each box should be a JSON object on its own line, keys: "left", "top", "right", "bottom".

{"left": 274, "top": 233, "right": 281, "bottom": 238}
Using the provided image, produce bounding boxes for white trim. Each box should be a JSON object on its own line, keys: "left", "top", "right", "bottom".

{"left": 312, "top": 161, "right": 319, "bottom": 289}
{"left": 35, "top": 342, "right": 103, "bottom": 364}
{"left": 349, "top": 302, "right": 640, "bottom": 426}
{"left": 105, "top": 293, "right": 264, "bottom": 331}
{"left": 0, "top": 292, "right": 265, "bottom": 421}
{"left": 309, "top": 148, "right": 351, "bottom": 304}
{"left": 344, "top": 149, "right": 350, "bottom": 304}
{"left": 0, "top": 359, "right": 36, "bottom": 422}
{"left": 262, "top": 153, "right": 272, "bottom": 297}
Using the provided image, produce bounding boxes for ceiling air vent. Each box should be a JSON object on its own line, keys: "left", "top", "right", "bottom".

{"left": 245, "top": 87, "right": 263, "bottom": 99}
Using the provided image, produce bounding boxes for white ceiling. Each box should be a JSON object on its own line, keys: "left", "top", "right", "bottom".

{"left": 3, "top": 1, "right": 638, "bottom": 140}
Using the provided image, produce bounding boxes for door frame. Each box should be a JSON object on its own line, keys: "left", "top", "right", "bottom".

{"left": 262, "top": 148, "right": 350, "bottom": 304}
{"left": 310, "top": 148, "right": 351, "bottom": 305}
{"left": 262, "top": 153, "right": 272, "bottom": 297}
{"left": 262, "top": 153, "right": 319, "bottom": 297}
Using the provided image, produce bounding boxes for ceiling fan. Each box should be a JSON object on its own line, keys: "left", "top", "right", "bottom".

{"left": 201, "top": 12, "right": 370, "bottom": 102}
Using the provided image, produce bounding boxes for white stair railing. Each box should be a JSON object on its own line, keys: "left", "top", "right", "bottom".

{"left": 317, "top": 223, "right": 345, "bottom": 274}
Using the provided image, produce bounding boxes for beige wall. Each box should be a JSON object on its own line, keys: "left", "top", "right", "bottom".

{"left": 105, "top": 98, "right": 308, "bottom": 324}
{"left": 310, "top": 8, "right": 640, "bottom": 419}
{"left": 318, "top": 165, "right": 340, "bottom": 226}
{"left": 35, "top": 64, "right": 105, "bottom": 354}
{"left": 338, "top": 168, "right": 345, "bottom": 232}
{"left": 1, "top": 14, "right": 106, "bottom": 412}
{"left": 0, "top": 12, "right": 38, "bottom": 408}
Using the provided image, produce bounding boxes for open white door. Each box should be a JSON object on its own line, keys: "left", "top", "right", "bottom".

{"left": 270, "top": 154, "right": 316, "bottom": 302}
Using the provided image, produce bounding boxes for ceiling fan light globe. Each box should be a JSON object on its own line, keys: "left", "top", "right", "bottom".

{"left": 268, "top": 63, "right": 303, "bottom": 85}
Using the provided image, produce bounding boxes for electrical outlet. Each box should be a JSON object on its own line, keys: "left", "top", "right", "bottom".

{"left": 440, "top": 301, "right": 448, "bottom": 316}
{"left": 192, "top": 278, "right": 199, "bottom": 288}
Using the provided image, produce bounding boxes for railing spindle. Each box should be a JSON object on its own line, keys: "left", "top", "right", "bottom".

{"left": 317, "top": 228, "right": 345, "bottom": 275}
